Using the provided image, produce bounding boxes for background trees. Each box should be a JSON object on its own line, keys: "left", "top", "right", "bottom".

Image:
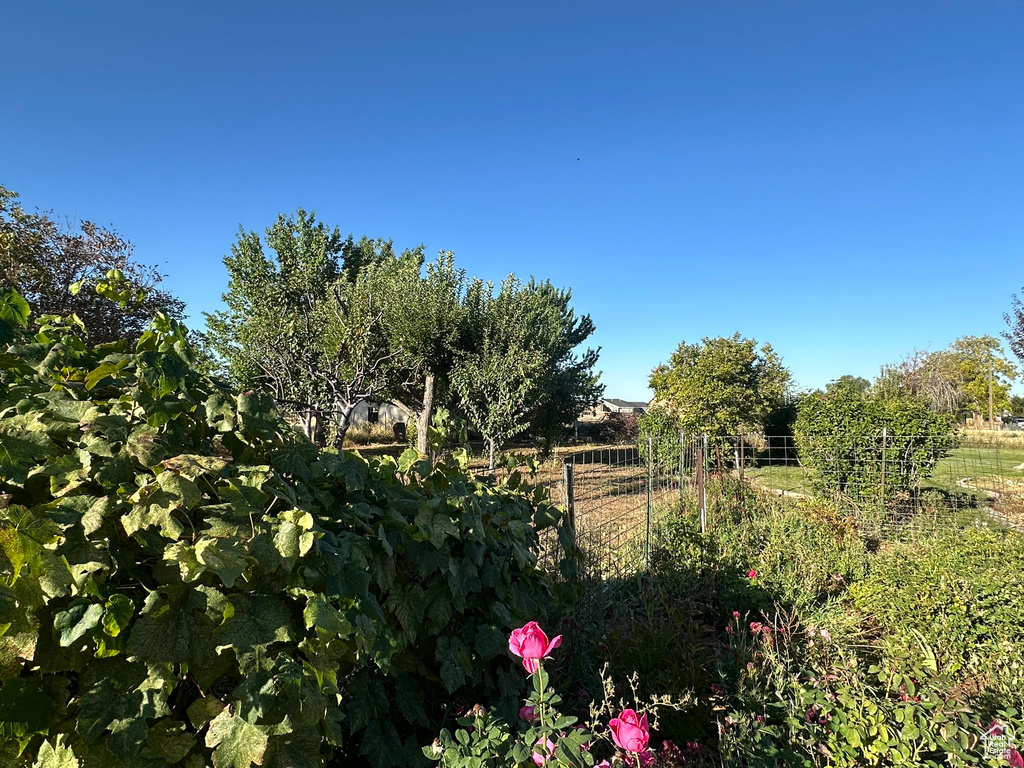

{"left": 0, "top": 184, "right": 184, "bottom": 344}
{"left": 872, "top": 335, "right": 1017, "bottom": 423}
{"left": 203, "top": 209, "right": 602, "bottom": 456}
{"left": 1005, "top": 289, "right": 1024, "bottom": 365}
{"left": 203, "top": 210, "right": 419, "bottom": 445}
{"left": 451, "top": 276, "right": 603, "bottom": 469}
{"left": 648, "top": 333, "right": 790, "bottom": 437}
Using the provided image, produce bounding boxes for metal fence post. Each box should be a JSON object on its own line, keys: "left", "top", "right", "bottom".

{"left": 678, "top": 431, "right": 686, "bottom": 504}
{"left": 880, "top": 427, "right": 887, "bottom": 509}
{"left": 697, "top": 434, "right": 707, "bottom": 534}
{"left": 562, "top": 461, "right": 576, "bottom": 548}
{"left": 646, "top": 436, "right": 653, "bottom": 570}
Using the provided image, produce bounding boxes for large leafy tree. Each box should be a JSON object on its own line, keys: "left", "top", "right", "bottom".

{"left": 517, "top": 280, "right": 604, "bottom": 451}
{"left": 0, "top": 184, "right": 185, "bottom": 343}
{"left": 381, "top": 251, "right": 468, "bottom": 455}
{"left": 873, "top": 336, "right": 1016, "bottom": 421}
{"left": 452, "top": 277, "right": 602, "bottom": 468}
{"left": 648, "top": 333, "right": 790, "bottom": 437}
{"left": 948, "top": 335, "right": 1016, "bottom": 421}
{"left": 203, "top": 209, "right": 416, "bottom": 446}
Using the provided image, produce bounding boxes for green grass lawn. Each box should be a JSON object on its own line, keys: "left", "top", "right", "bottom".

{"left": 745, "top": 442, "right": 1024, "bottom": 498}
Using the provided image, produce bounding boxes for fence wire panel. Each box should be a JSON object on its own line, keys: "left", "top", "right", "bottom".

{"left": 557, "top": 443, "right": 696, "bottom": 581}
{"left": 551, "top": 433, "right": 1024, "bottom": 583}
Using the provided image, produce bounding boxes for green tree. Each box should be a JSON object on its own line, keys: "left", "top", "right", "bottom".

{"left": 381, "top": 251, "right": 468, "bottom": 456}
{"left": 451, "top": 277, "right": 602, "bottom": 469}
{"left": 1005, "top": 289, "right": 1024, "bottom": 365}
{"left": 452, "top": 277, "right": 545, "bottom": 470}
{"left": 873, "top": 338, "right": 1017, "bottom": 422}
{"left": 512, "top": 280, "right": 603, "bottom": 452}
{"left": 828, "top": 375, "right": 871, "bottom": 395}
{"left": 1010, "top": 394, "right": 1024, "bottom": 417}
{"left": 948, "top": 335, "right": 1017, "bottom": 423}
{"left": 637, "top": 404, "right": 682, "bottom": 468}
{"left": 648, "top": 334, "right": 790, "bottom": 438}
{"left": 203, "top": 209, "right": 417, "bottom": 446}
{"left": 0, "top": 184, "right": 185, "bottom": 344}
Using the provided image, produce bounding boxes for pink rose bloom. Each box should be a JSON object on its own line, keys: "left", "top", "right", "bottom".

{"left": 532, "top": 737, "right": 556, "bottom": 766}
{"left": 732, "top": 610, "right": 740, "bottom": 619}
{"left": 595, "top": 762, "right": 611, "bottom": 768}
{"left": 609, "top": 709, "right": 649, "bottom": 753}
{"left": 509, "top": 621, "right": 562, "bottom": 674}
{"left": 520, "top": 705, "right": 539, "bottom": 722}
{"left": 820, "top": 628, "right": 832, "bottom": 641}
{"left": 1008, "top": 749, "right": 1023, "bottom": 768}
{"left": 747, "top": 569, "right": 757, "bottom": 579}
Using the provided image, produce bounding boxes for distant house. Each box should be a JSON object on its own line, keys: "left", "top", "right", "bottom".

{"left": 348, "top": 400, "right": 413, "bottom": 428}
{"left": 582, "top": 398, "right": 650, "bottom": 419}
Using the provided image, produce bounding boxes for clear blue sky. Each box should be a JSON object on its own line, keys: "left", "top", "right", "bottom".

{"left": 4, "top": 1, "right": 1023, "bottom": 400}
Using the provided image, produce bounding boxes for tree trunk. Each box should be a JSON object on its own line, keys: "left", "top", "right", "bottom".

{"left": 311, "top": 413, "right": 327, "bottom": 448}
{"left": 298, "top": 412, "right": 316, "bottom": 443}
{"left": 332, "top": 403, "right": 356, "bottom": 450}
{"left": 417, "top": 373, "right": 436, "bottom": 457}
{"left": 489, "top": 438, "right": 496, "bottom": 472}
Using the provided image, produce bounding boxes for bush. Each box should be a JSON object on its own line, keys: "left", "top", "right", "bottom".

{"left": 847, "top": 527, "right": 1024, "bottom": 692}
{"left": 637, "top": 406, "right": 681, "bottom": 471}
{"left": 0, "top": 294, "right": 569, "bottom": 767}
{"left": 794, "top": 388, "right": 958, "bottom": 506}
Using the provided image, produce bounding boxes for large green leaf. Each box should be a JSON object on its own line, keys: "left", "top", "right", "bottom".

{"left": 205, "top": 709, "right": 268, "bottom": 768}
{"left": 0, "top": 425, "right": 54, "bottom": 485}
{"left": 31, "top": 736, "right": 80, "bottom": 768}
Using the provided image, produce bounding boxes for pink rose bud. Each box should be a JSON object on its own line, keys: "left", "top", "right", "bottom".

{"left": 608, "top": 709, "right": 650, "bottom": 753}
{"left": 747, "top": 569, "right": 757, "bottom": 579}
{"left": 532, "top": 737, "right": 556, "bottom": 766}
{"left": 732, "top": 611, "right": 740, "bottom": 619}
{"left": 519, "top": 705, "right": 539, "bottom": 722}
{"left": 509, "top": 621, "right": 562, "bottom": 674}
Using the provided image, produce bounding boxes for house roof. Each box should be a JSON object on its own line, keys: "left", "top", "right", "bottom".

{"left": 604, "top": 398, "right": 649, "bottom": 410}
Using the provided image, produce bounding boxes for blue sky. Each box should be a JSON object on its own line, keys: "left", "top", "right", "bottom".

{"left": 3, "top": 1, "right": 1023, "bottom": 400}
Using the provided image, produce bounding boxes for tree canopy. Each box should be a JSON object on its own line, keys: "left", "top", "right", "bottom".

{"left": 648, "top": 334, "right": 790, "bottom": 437}
{"left": 203, "top": 209, "right": 602, "bottom": 458}
{"left": 1004, "top": 289, "right": 1024, "bottom": 368}
{"left": 0, "top": 184, "right": 184, "bottom": 344}
{"left": 202, "top": 209, "right": 418, "bottom": 445}
{"left": 873, "top": 336, "right": 1017, "bottom": 420}
{"left": 452, "top": 276, "right": 603, "bottom": 468}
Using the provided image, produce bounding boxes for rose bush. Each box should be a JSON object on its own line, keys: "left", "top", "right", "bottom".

{"left": 427, "top": 623, "right": 673, "bottom": 768}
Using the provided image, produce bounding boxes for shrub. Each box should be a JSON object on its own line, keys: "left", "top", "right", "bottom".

{"left": 636, "top": 406, "right": 681, "bottom": 471}
{"left": 847, "top": 527, "right": 1024, "bottom": 692}
{"left": 0, "top": 294, "right": 569, "bottom": 767}
{"left": 793, "top": 388, "right": 958, "bottom": 506}
{"left": 715, "top": 613, "right": 1023, "bottom": 767}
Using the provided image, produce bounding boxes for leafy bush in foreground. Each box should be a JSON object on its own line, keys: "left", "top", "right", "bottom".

{"left": 0, "top": 294, "right": 568, "bottom": 767}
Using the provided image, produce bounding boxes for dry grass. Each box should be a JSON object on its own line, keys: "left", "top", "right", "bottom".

{"left": 344, "top": 423, "right": 405, "bottom": 447}
{"left": 961, "top": 428, "right": 1024, "bottom": 448}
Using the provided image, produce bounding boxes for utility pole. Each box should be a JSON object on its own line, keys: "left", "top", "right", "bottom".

{"left": 989, "top": 360, "right": 994, "bottom": 430}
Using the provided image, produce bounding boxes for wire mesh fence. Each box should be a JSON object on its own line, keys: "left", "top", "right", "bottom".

{"left": 544, "top": 433, "right": 1024, "bottom": 582}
